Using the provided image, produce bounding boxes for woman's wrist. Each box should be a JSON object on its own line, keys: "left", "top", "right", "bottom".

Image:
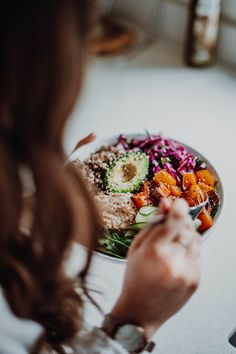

{"left": 111, "top": 302, "right": 160, "bottom": 339}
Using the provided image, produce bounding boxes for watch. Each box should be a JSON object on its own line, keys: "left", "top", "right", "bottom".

{"left": 101, "top": 314, "right": 155, "bottom": 353}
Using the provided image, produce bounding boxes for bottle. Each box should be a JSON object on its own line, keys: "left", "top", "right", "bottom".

{"left": 185, "top": 0, "right": 221, "bottom": 67}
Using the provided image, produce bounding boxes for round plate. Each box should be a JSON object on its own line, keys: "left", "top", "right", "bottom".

{"left": 70, "top": 133, "right": 224, "bottom": 264}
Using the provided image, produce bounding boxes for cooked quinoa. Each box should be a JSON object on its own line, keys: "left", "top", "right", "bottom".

{"left": 72, "top": 159, "right": 100, "bottom": 194}
{"left": 94, "top": 192, "right": 137, "bottom": 229}
{"left": 84, "top": 145, "right": 122, "bottom": 189}
{"left": 72, "top": 145, "right": 137, "bottom": 229}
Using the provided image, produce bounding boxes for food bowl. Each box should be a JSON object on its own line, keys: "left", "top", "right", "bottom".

{"left": 71, "top": 133, "right": 224, "bottom": 264}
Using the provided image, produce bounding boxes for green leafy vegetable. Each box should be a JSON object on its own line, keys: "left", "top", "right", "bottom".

{"left": 100, "top": 230, "right": 134, "bottom": 259}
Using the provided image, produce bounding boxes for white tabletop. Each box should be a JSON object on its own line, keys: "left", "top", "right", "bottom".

{"left": 64, "top": 40, "right": 236, "bottom": 354}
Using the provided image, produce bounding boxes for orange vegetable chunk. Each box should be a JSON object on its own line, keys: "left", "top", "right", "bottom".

{"left": 184, "top": 184, "right": 206, "bottom": 206}
{"left": 182, "top": 172, "right": 197, "bottom": 190}
{"left": 157, "top": 182, "right": 171, "bottom": 197}
{"left": 198, "top": 208, "right": 213, "bottom": 232}
{"left": 196, "top": 169, "right": 215, "bottom": 187}
{"left": 132, "top": 193, "right": 149, "bottom": 209}
{"left": 170, "top": 185, "right": 182, "bottom": 197}
{"left": 198, "top": 182, "right": 214, "bottom": 192}
{"left": 153, "top": 169, "right": 176, "bottom": 186}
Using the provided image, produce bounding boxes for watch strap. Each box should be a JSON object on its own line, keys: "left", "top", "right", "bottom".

{"left": 101, "top": 314, "right": 155, "bottom": 353}
{"left": 101, "top": 313, "right": 123, "bottom": 337}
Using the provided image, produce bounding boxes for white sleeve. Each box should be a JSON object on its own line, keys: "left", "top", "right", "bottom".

{"left": 0, "top": 289, "right": 43, "bottom": 354}
{"left": 71, "top": 327, "right": 128, "bottom": 354}
{"left": 0, "top": 288, "right": 128, "bottom": 354}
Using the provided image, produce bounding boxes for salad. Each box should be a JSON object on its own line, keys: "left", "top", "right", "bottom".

{"left": 76, "top": 133, "right": 220, "bottom": 260}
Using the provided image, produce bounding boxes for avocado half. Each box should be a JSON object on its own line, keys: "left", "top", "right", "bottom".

{"left": 104, "top": 151, "right": 149, "bottom": 193}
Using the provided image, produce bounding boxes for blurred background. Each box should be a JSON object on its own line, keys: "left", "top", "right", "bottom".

{"left": 87, "top": 0, "right": 236, "bottom": 67}
{"left": 65, "top": 0, "right": 236, "bottom": 154}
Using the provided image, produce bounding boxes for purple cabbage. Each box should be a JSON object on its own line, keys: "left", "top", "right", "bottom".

{"left": 116, "top": 134, "right": 198, "bottom": 184}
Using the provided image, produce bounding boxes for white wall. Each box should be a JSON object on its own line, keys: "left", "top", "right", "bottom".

{"left": 112, "top": 0, "right": 163, "bottom": 36}
{"left": 111, "top": 0, "right": 236, "bottom": 68}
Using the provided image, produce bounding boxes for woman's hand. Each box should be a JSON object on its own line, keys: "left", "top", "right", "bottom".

{"left": 111, "top": 198, "right": 201, "bottom": 338}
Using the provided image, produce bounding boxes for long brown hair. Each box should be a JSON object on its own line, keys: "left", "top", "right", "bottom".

{"left": 0, "top": 1, "right": 101, "bottom": 351}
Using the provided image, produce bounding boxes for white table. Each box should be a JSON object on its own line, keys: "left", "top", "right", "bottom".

{"left": 64, "top": 40, "right": 236, "bottom": 354}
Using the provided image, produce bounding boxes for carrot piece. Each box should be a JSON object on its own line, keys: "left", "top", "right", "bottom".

{"left": 198, "top": 208, "right": 213, "bottom": 232}
{"left": 184, "top": 184, "right": 206, "bottom": 207}
{"left": 153, "top": 169, "right": 176, "bottom": 186}
{"left": 132, "top": 193, "right": 150, "bottom": 209}
{"left": 157, "top": 182, "right": 171, "bottom": 197}
{"left": 198, "top": 182, "right": 214, "bottom": 192}
{"left": 170, "top": 185, "right": 182, "bottom": 197}
{"left": 196, "top": 169, "right": 215, "bottom": 187}
{"left": 182, "top": 172, "right": 197, "bottom": 190}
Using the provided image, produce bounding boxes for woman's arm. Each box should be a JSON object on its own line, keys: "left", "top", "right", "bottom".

{"left": 111, "top": 198, "right": 200, "bottom": 339}
{"left": 72, "top": 199, "right": 200, "bottom": 354}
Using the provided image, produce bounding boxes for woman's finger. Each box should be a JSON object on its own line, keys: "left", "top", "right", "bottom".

{"left": 141, "top": 202, "right": 192, "bottom": 246}
{"left": 163, "top": 199, "right": 193, "bottom": 242}
{"left": 129, "top": 199, "right": 173, "bottom": 252}
{"left": 172, "top": 225, "right": 197, "bottom": 248}
{"left": 159, "top": 197, "right": 172, "bottom": 214}
{"left": 168, "top": 198, "right": 189, "bottom": 220}
{"left": 128, "top": 228, "right": 148, "bottom": 252}
{"left": 131, "top": 198, "right": 197, "bottom": 252}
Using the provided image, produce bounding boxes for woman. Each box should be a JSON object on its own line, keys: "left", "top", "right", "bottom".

{"left": 0, "top": 1, "right": 200, "bottom": 353}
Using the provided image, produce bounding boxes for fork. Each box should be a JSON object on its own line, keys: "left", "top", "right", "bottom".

{"left": 189, "top": 198, "right": 208, "bottom": 219}
{"left": 148, "top": 198, "right": 208, "bottom": 227}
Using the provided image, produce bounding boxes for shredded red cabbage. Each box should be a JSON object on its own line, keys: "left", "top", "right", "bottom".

{"left": 117, "top": 134, "right": 201, "bottom": 184}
